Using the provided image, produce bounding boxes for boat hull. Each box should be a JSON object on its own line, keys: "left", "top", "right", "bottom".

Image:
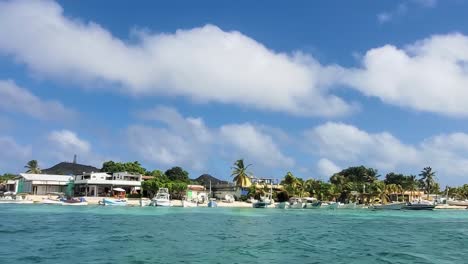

{"left": 402, "top": 204, "right": 435, "bottom": 210}
{"left": 155, "top": 199, "right": 171, "bottom": 207}
{"left": 447, "top": 200, "right": 468, "bottom": 207}
{"left": 41, "top": 199, "right": 63, "bottom": 205}
{"left": 182, "top": 200, "right": 198, "bottom": 207}
{"left": 101, "top": 198, "right": 127, "bottom": 206}
{"left": 371, "top": 203, "right": 405, "bottom": 210}
{"left": 253, "top": 202, "right": 272, "bottom": 208}
{"left": 62, "top": 201, "right": 88, "bottom": 206}
{"left": 208, "top": 201, "right": 218, "bottom": 207}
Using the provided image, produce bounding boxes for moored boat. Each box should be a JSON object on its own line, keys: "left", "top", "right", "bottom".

{"left": 40, "top": 192, "right": 65, "bottom": 205}
{"left": 337, "top": 202, "right": 357, "bottom": 209}
{"left": 151, "top": 188, "right": 171, "bottom": 207}
{"left": 100, "top": 198, "right": 127, "bottom": 206}
{"left": 182, "top": 199, "right": 198, "bottom": 207}
{"left": 0, "top": 193, "right": 34, "bottom": 204}
{"left": 288, "top": 197, "right": 304, "bottom": 209}
{"left": 402, "top": 200, "right": 435, "bottom": 210}
{"left": 208, "top": 198, "right": 218, "bottom": 208}
{"left": 371, "top": 202, "right": 405, "bottom": 210}
{"left": 62, "top": 197, "right": 88, "bottom": 206}
{"left": 447, "top": 200, "right": 468, "bottom": 207}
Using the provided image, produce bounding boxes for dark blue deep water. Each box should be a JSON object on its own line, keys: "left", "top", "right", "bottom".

{"left": 1, "top": 205, "right": 467, "bottom": 263}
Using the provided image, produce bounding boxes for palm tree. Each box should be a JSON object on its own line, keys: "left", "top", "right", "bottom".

{"left": 419, "top": 167, "right": 436, "bottom": 199}
{"left": 231, "top": 159, "right": 252, "bottom": 188}
{"left": 24, "top": 160, "right": 41, "bottom": 174}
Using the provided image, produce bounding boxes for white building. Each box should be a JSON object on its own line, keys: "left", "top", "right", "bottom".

{"left": 18, "top": 173, "right": 73, "bottom": 195}
{"left": 74, "top": 172, "right": 142, "bottom": 197}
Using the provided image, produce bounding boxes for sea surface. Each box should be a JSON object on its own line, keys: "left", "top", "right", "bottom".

{"left": 1, "top": 205, "right": 467, "bottom": 264}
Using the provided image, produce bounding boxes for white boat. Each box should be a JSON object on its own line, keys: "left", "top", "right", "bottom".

{"left": 289, "top": 197, "right": 305, "bottom": 209}
{"left": 253, "top": 192, "right": 274, "bottom": 208}
{"left": 62, "top": 197, "right": 88, "bottom": 206}
{"left": 40, "top": 192, "right": 65, "bottom": 205}
{"left": 447, "top": 200, "right": 468, "bottom": 207}
{"left": 182, "top": 199, "right": 198, "bottom": 207}
{"left": 371, "top": 202, "right": 405, "bottom": 210}
{"left": 0, "top": 194, "right": 34, "bottom": 204}
{"left": 151, "top": 188, "right": 171, "bottom": 207}
{"left": 337, "top": 202, "right": 357, "bottom": 209}
{"left": 99, "top": 198, "right": 127, "bottom": 206}
{"left": 402, "top": 200, "right": 435, "bottom": 210}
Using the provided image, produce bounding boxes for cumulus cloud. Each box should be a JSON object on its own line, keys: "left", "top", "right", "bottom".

{"left": 317, "top": 158, "right": 340, "bottom": 178}
{"left": 128, "top": 107, "right": 213, "bottom": 170}
{"left": 45, "top": 129, "right": 108, "bottom": 167}
{"left": 0, "top": 80, "right": 75, "bottom": 120}
{"left": 48, "top": 130, "right": 91, "bottom": 153}
{"left": 219, "top": 123, "right": 295, "bottom": 169}
{"left": 346, "top": 33, "right": 468, "bottom": 116}
{"left": 305, "top": 122, "right": 468, "bottom": 185}
{"left": 0, "top": 135, "right": 31, "bottom": 173}
{"left": 129, "top": 106, "right": 294, "bottom": 171}
{"left": 0, "top": 0, "right": 353, "bottom": 117}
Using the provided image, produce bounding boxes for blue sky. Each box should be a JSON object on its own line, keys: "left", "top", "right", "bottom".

{"left": 1, "top": 0, "right": 468, "bottom": 186}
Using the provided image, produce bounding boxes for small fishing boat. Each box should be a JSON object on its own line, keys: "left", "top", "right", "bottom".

{"left": 275, "top": 202, "right": 289, "bottom": 209}
{"left": 100, "top": 198, "right": 127, "bottom": 206}
{"left": 289, "top": 197, "right": 304, "bottom": 209}
{"left": 208, "top": 198, "right": 218, "bottom": 208}
{"left": 41, "top": 192, "right": 65, "bottom": 205}
{"left": 402, "top": 200, "right": 435, "bottom": 210}
{"left": 253, "top": 192, "right": 273, "bottom": 208}
{"left": 0, "top": 193, "right": 34, "bottom": 204}
{"left": 304, "top": 198, "right": 322, "bottom": 209}
{"left": 62, "top": 197, "right": 88, "bottom": 206}
{"left": 447, "top": 200, "right": 468, "bottom": 207}
{"left": 182, "top": 199, "right": 198, "bottom": 207}
{"left": 151, "top": 188, "right": 171, "bottom": 207}
{"left": 371, "top": 202, "right": 406, "bottom": 210}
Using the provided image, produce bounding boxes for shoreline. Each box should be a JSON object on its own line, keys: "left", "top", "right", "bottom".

{"left": 16, "top": 195, "right": 468, "bottom": 210}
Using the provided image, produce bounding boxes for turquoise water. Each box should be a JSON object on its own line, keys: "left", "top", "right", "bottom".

{"left": 1, "top": 205, "right": 467, "bottom": 264}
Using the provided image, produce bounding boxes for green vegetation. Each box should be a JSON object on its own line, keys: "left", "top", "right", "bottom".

{"left": 24, "top": 160, "right": 41, "bottom": 174}
{"left": 231, "top": 159, "right": 252, "bottom": 188}
{"left": 0, "top": 173, "right": 16, "bottom": 183}
{"left": 101, "top": 161, "right": 148, "bottom": 175}
{"left": 276, "top": 165, "right": 459, "bottom": 204}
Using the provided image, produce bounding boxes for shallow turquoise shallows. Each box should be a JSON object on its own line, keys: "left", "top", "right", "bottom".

{"left": 1, "top": 205, "right": 467, "bottom": 264}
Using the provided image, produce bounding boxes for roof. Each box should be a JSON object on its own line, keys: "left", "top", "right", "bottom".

{"left": 42, "top": 162, "right": 100, "bottom": 175}
{"left": 19, "top": 173, "right": 73, "bottom": 182}
{"left": 187, "top": 185, "right": 206, "bottom": 191}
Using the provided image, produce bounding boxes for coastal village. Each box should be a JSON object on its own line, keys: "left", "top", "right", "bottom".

{"left": 1, "top": 157, "right": 468, "bottom": 210}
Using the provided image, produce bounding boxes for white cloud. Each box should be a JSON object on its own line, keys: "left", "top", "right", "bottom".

{"left": 0, "top": 135, "right": 31, "bottom": 173}
{"left": 48, "top": 130, "right": 91, "bottom": 153}
{"left": 317, "top": 158, "right": 340, "bottom": 178}
{"left": 219, "top": 123, "right": 295, "bottom": 169}
{"left": 346, "top": 33, "right": 468, "bottom": 116}
{"left": 305, "top": 122, "right": 468, "bottom": 185}
{"left": 129, "top": 107, "right": 294, "bottom": 171}
{"left": 128, "top": 107, "right": 213, "bottom": 170}
{"left": 377, "top": 1, "right": 436, "bottom": 24}
{"left": 0, "top": 80, "right": 75, "bottom": 120}
{"left": 0, "top": 0, "right": 353, "bottom": 117}
{"left": 45, "top": 129, "right": 107, "bottom": 167}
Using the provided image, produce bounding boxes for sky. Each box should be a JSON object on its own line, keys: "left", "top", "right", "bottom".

{"left": 1, "top": 0, "right": 468, "bottom": 186}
